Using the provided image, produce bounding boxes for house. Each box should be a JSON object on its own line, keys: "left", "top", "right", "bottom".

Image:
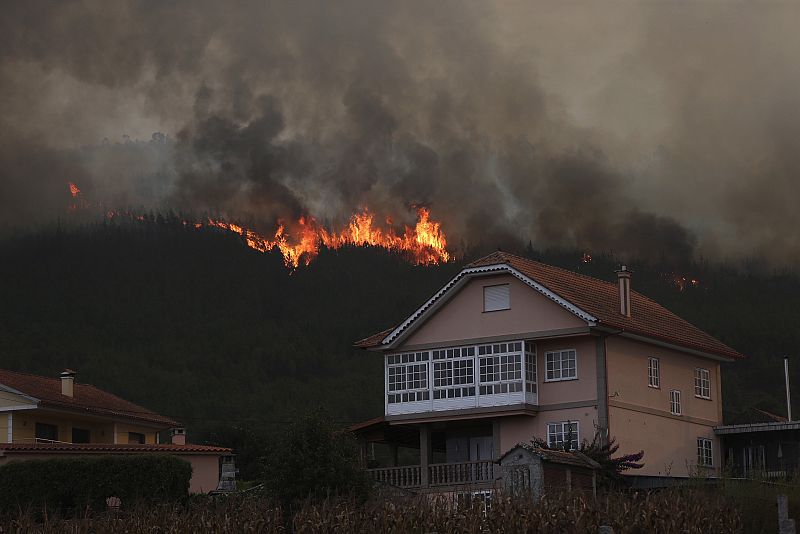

{"left": 351, "top": 251, "right": 744, "bottom": 491}
{"left": 0, "top": 368, "right": 232, "bottom": 493}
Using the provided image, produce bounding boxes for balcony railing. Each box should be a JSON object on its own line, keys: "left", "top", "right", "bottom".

{"left": 368, "top": 460, "right": 498, "bottom": 489}
{"left": 369, "top": 465, "right": 422, "bottom": 488}
{"left": 429, "top": 460, "right": 496, "bottom": 486}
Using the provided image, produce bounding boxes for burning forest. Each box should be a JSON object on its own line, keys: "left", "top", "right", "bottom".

{"left": 77, "top": 183, "right": 450, "bottom": 268}
{"left": 204, "top": 207, "right": 449, "bottom": 268}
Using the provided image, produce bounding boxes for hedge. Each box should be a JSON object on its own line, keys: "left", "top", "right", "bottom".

{"left": 0, "top": 455, "right": 192, "bottom": 513}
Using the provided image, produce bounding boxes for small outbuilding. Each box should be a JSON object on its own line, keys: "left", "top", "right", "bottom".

{"left": 498, "top": 444, "right": 599, "bottom": 499}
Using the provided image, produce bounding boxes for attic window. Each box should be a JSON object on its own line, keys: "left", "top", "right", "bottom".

{"left": 484, "top": 284, "right": 510, "bottom": 312}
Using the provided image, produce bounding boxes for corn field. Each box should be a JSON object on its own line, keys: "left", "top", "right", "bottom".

{"left": 0, "top": 488, "right": 748, "bottom": 534}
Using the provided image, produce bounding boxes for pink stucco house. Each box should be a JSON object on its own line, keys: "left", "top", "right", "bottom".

{"left": 352, "top": 251, "right": 744, "bottom": 490}
{"left": 0, "top": 368, "right": 232, "bottom": 493}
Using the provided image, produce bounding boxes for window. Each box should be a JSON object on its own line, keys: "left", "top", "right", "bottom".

{"left": 525, "top": 341, "right": 537, "bottom": 394}
{"left": 547, "top": 421, "right": 579, "bottom": 450}
{"left": 387, "top": 352, "right": 430, "bottom": 403}
{"left": 484, "top": 284, "right": 510, "bottom": 312}
{"left": 433, "top": 346, "right": 476, "bottom": 399}
{"left": 71, "top": 428, "right": 90, "bottom": 443}
{"left": 694, "top": 368, "right": 711, "bottom": 399}
{"left": 697, "top": 438, "right": 713, "bottom": 467}
{"left": 545, "top": 350, "right": 577, "bottom": 381}
{"left": 478, "top": 342, "right": 523, "bottom": 395}
{"left": 35, "top": 422, "right": 58, "bottom": 442}
{"left": 670, "top": 389, "right": 682, "bottom": 415}
{"left": 128, "top": 432, "right": 146, "bottom": 444}
{"left": 648, "top": 357, "right": 660, "bottom": 388}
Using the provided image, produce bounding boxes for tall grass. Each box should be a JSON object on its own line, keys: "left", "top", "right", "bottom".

{"left": 0, "top": 488, "right": 743, "bottom": 533}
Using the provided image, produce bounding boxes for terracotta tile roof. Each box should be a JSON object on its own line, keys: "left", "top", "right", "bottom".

{"left": 356, "top": 251, "right": 744, "bottom": 360}
{"left": 0, "top": 443, "right": 231, "bottom": 454}
{"left": 534, "top": 448, "right": 599, "bottom": 469}
{"left": 499, "top": 444, "right": 599, "bottom": 469}
{"left": 354, "top": 328, "right": 394, "bottom": 349}
{"left": 0, "top": 368, "right": 179, "bottom": 426}
{"left": 347, "top": 415, "right": 386, "bottom": 433}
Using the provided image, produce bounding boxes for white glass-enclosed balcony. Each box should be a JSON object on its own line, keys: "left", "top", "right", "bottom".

{"left": 385, "top": 341, "right": 537, "bottom": 417}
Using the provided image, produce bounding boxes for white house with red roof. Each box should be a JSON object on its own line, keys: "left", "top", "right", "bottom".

{"left": 352, "top": 251, "right": 744, "bottom": 491}
{"left": 0, "top": 368, "right": 231, "bottom": 493}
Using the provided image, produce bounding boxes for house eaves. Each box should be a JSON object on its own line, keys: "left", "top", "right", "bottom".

{"left": 381, "top": 264, "right": 598, "bottom": 349}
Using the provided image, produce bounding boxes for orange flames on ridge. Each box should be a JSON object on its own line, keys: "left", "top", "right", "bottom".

{"left": 207, "top": 207, "right": 450, "bottom": 267}
{"left": 74, "top": 182, "right": 451, "bottom": 268}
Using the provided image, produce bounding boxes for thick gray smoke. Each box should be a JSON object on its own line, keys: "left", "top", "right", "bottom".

{"left": 1, "top": 1, "right": 798, "bottom": 265}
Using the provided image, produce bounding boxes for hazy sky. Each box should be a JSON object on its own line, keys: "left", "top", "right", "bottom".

{"left": 1, "top": 1, "right": 798, "bottom": 265}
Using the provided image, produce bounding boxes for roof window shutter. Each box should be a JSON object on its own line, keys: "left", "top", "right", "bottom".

{"left": 484, "top": 284, "right": 510, "bottom": 312}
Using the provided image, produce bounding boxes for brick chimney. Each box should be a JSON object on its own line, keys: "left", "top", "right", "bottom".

{"left": 170, "top": 427, "right": 186, "bottom": 445}
{"left": 60, "top": 369, "right": 76, "bottom": 397}
{"left": 616, "top": 266, "right": 632, "bottom": 317}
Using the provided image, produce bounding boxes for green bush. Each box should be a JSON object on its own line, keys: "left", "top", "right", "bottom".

{"left": 261, "top": 407, "right": 370, "bottom": 505}
{"left": 0, "top": 455, "right": 191, "bottom": 514}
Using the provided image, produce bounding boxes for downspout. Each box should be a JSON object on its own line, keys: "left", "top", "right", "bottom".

{"left": 595, "top": 335, "right": 610, "bottom": 447}
{"left": 594, "top": 328, "right": 624, "bottom": 447}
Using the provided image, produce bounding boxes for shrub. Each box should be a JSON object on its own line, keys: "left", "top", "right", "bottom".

{"left": 0, "top": 454, "right": 191, "bottom": 514}
{"left": 261, "top": 407, "right": 370, "bottom": 505}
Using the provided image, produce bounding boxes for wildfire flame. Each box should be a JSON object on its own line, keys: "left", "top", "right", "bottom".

{"left": 664, "top": 273, "right": 701, "bottom": 292}
{"left": 73, "top": 180, "right": 451, "bottom": 268}
{"left": 95, "top": 200, "right": 448, "bottom": 268}
{"left": 207, "top": 207, "right": 450, "bottom": 267}
{"left": 67, "top": 181, "right": 87, "bottom": 212}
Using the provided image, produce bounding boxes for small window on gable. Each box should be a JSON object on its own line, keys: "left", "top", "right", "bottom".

{"left": 484, "top": 284, "right": 510, "bottom": 312}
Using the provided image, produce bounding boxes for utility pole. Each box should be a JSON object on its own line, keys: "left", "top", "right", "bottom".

{"left": 785, "top": 356, "right": 792, "bottom": 422}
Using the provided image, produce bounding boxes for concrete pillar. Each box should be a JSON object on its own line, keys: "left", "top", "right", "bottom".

{"left": 492, "top": 420, "right": 501, "bottom": 459}
{"left": 420, "top": 425, "right": 431, "bottom": 487}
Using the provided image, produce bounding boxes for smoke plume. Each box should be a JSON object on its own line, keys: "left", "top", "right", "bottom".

{"left": 1, "top": 1, "right": 799, "bottom": 265}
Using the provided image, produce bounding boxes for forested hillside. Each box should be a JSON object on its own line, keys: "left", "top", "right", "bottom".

{"left": 1, "top": 219, "right": 798, "bottom": 458}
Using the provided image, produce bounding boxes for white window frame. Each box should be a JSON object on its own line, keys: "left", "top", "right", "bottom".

{"left": 478, "top": 342, "right": 523, "bottom": 395}
{"left": 669, "top": 389, "right": 682, "bottom": 415}
{"left": 697, "top": 438, "right": 713, "bottom": 467}
{"left": 546, "top": 421, "right": 579, "bottom": 451}
{"left": 386, "top": 352, "right": 430, "bottom": 404}
{"left": 648, "top": 357, "right": 660, "bottom": 388}
{"left": 483, "top": 284, "right": 510, "bottom": 312}
{"left": 694, "top": 368, "right": 711, "bottom": 399}
{"left": 524, "top": 341, "right": 537, "bottom": 394}
{"left": 432, "top": 346, "right": 476, "bottom": 400}
{"left": 544, "top": 349, "right": 577, "bottom": 382}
